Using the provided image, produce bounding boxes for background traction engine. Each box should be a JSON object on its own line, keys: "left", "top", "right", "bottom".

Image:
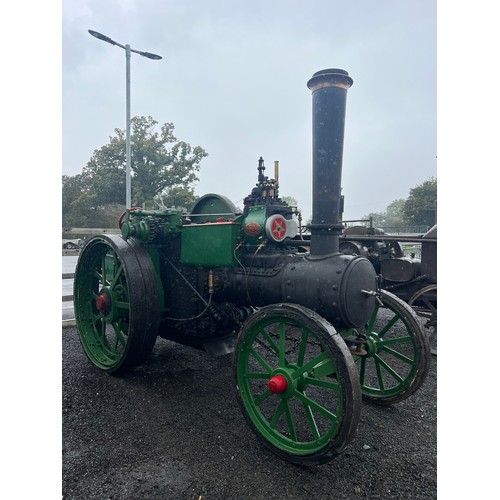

{"left": 74, "top": 68, "right": 431, "bottom": 466}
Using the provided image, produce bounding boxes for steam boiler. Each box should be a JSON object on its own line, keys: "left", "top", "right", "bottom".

{"left": 73, "top": 69, "right": 430, "bottom": 465}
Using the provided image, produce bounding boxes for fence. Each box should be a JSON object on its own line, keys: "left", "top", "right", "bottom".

{"left": 62, "top": 270, "right": 76, "bottom": 328}
{"left": 62, "top": 228, "right": 120, "bottom": 328}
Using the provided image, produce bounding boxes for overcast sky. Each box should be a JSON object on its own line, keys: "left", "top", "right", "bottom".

{"left": 62, "top": 0, "right": 436, "bottom": 222}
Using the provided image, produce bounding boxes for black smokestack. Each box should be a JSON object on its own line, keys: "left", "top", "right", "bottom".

{"left": 307, "top": 68, "right": 353, "bottom": 256}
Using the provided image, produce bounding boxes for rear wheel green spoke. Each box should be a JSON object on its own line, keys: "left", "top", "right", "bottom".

{"left": 109, "top": 263, "right": 124, "bottom": 291}
{"left": 112, "top": 322, "right": 127, "bottom": 351}
{"left": 113, "top": 301, "right": 130, "bottom": 310}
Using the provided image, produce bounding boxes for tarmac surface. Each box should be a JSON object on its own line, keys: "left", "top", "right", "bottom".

{"left": 62, "top": 325, "right": 437, "bottom": 500}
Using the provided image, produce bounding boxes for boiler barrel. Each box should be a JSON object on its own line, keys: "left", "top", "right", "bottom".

{"left": 221, "top": 252, "right": 377, "bottom": 329}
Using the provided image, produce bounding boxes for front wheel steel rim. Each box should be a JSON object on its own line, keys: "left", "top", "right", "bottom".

{"left": 236, "top": 310, "right": 353, "bottom": 456}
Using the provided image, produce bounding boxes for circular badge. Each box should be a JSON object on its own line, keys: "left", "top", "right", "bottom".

{"left": 265, "top": 215, "right": 288, "bottom": 242}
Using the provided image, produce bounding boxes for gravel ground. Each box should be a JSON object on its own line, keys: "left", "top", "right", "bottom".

{"left": 62, "top": 326, "right": 436, "bottom": 500}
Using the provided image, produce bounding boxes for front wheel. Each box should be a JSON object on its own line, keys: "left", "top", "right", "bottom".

{"left": 233, "top": 304, "right": 361, "bottom": 466}
{"left": 350, "top": 290, "right": 431, "bottom": 405}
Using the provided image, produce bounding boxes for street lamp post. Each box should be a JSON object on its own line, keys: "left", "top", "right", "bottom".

{"left": 88, "top": 30, "right": 162, "bottom": 210}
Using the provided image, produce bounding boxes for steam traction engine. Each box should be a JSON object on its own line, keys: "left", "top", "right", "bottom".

{"left": 73, "top": 69, "right": 431, "bottom": 466}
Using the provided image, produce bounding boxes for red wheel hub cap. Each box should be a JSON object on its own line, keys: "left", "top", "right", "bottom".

{"left": 268, "top": 375, "right": 288, "bottom": 394}
{"left": 96, "top": 293, "right": 110, "bottom": 312}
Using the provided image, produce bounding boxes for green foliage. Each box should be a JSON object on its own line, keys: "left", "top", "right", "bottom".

{"left": 402, "top": 177, "right": 437, "bottom": 227}
{"left": 281, "top": 195, "right": 298, "bottom": 207}
{"left": 62, "top": 116, "right": 207, "bottom": 227}
{"left": 362, "top": 177, "right": 437, "bottom": 229}
{"left": 154, "top": 186, "right": 199, "bottom": 212}
{"left": 363, "top": 199, "right": 406, "bottom": 227}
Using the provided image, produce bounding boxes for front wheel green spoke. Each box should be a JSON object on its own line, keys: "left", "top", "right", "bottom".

{"left": 355, "top": 290, "right": 431, "bottom": 405}
{"left": 279, "top": 321, "right": 286, "bottom": 367}
{"left": 302, "top": 400, "right": 320, "bottom": 440}
{"left": 379, "top": 336, "right": 412, "bottom": 347}
{"left": 381, "top": 345, "right": 415, "bottom": 365}
{"left": 248, "top": 346, "right": 273, "bottom": 374}
{"left": 245, "top": 372, "right": 271, "bottom": 380}
{"left": 293, "top": 389, "right": 338, "bottom": 424}
{"left": 283, "top": 400, "right": 297, "bottom": 441}
{"left": 378, "top": 314, "right": 400, "bottom": 338}
{"left": 365, "top": 304, "right": 380, "bottom": 333}
{"left": 359, "top": 356, "right": 367, "bottom": 385}
{"left": 374, "top": 354, "right": 404, "bottom": 383}
{"left": 254, "top": 389, "right": 273, "bottom": 406}
{"left": 297, "top": 327, "right": 309, "bottom": 366}
{"left": 375, "top": 358, "right": 385, "bottom": 390}
{"left": 292, "top": 350, "right": 330, "bottom": 380}
{"left": 270, "top": 399, "right": 287, "bottom": 429}
{"left": 260, "top": 328, "right": 280, "bottom": 356}
{"left": 304, "top": 376, "right": 341, "bottom": 392}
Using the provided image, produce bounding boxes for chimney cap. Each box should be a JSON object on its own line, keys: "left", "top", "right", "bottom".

{"left": 307, "top": 68, "right": 353, "bottom": 92}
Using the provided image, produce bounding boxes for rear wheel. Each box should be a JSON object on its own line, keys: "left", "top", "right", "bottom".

{"left": 73, "top": 234, "right": 160, "bottom": 374}
{"left": 233, "top": 304, "right": 361, "bottom": 466}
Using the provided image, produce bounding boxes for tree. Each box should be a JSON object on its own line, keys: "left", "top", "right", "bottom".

{"left": 281, "top": 195, "right": 298, "bottom": 207}
{"left": 360, "top": 177, "right": 437, "bottom": 230}
{"left": 362, "top": 199, "right": 406, "bottom": 228}
{"left": 154, "top": 186, "right": 199, "bottom": 212}
{"left": 402, "top": 177, "right": 437, "bottom": 227}
{"left": 63, "top": 116, "right": 207, "bottom": 227}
